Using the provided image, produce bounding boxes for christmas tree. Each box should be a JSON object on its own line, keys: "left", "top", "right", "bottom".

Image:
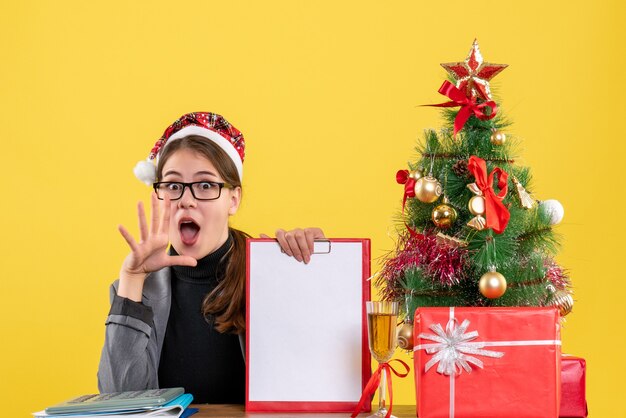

{"left": 378, "top": 40, "right": 573, "bottom": 342}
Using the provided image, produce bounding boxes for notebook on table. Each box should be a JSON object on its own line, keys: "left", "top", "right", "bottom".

{"left": 44, "top": 388, "right": 185, "bottom": 415}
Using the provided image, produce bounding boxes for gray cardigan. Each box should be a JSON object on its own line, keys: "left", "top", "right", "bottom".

{"left": 97, "top": 268, "right": 245, "bottom": 393}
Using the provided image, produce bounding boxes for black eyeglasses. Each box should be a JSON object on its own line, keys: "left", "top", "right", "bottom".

{"left": 153, "top": 181, "right": 233, "bottom": 201}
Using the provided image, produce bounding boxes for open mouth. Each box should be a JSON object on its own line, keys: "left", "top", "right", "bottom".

{"left": 179, "top": 219, "right": 201, "bottom": 246}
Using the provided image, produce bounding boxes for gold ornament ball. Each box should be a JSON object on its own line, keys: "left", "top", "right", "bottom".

{"left": 550, "top": 289, "right": 574, "bottom": 317}
{"left": 490, "top": 130, "right": 506, "bottom": 146}
{"left": 414, "top": 176, "right": 442, "bottom": 203}
{"left": 397, "top": 322, "right": 414, "bottom": 351}
{"left": 408, "top": 170, "right": 422, "bottom": 180}
{"left": 432, "top": 203, "right": 458, "bottom": 229}
{"left": 468, "top": 195, "right": 486, "bottom": 216}
{"left": 479, "top": 271, "right": 507, "bottom": 299}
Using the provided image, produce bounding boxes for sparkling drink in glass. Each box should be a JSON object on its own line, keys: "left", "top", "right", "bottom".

{"left": 366, "top": 301, "right": 398, "bottom": 418}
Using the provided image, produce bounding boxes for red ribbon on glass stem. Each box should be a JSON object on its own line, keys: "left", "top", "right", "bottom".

{"left": 425, "top": 81, "right": 498, "bottom": 137}
{"left": 351, "top": 359, "right": 410, "bottom": 418}
{"left": 468, "top": 155, "right": 510, "bottom": 234}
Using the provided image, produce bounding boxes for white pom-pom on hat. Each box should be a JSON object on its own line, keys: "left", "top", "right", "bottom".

{"left": 539, "top": 199, "right": 565, "bottom": 225}
{"left": 134, "top": 158, "right": 157, "bottom": 186}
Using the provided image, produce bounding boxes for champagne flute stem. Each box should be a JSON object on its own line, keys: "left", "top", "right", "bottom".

{"left": 378, "top": 365, "right": 387, "bottom": 412}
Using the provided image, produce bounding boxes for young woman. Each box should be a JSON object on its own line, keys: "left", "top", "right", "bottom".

{"left": 97, "top": 112, "right": 324, "bottom": 403}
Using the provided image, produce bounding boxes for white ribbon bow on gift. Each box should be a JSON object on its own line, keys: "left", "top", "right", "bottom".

{"left": 418, "top": 318, "right": 505, "bottom": 376}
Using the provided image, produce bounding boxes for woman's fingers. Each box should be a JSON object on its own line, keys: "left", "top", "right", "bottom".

{"left": 294, "top": 229, "right": 312, "bottom": 263}
{"left": 150, "top": 193, "right": 160, "bottom": 235}
{"left": 284, "top": 229, "right": 307, "bottom": 263}
{"left": 275, "top": 227, "right": 326, "bottom": 264}
{"left": 307, "top": 227, "right": 325, "bottom": 239}
{"left": 165, "top": 254, "right": 198, "bottom": 268}
{"left": 137, "top": 201, "right": 149, "bottom": 243}
{"left": 275, "top": 229, "right": 292, "bottom": 257}
{"left": 119, "top": 197, "right": 178, "bottom": 276}
{"left": 304, "top": 227, "right": 324, "bottom": 254}
{"left": 124, "top": 197, "right": 172, "bottom": 256}
{"left": 160, "top": 195, "right": 171, "bottom": 235}
{"left": 284, "top": 234, "right": 302, "bottom": 262}
{"left": 118, "top": 224, "right": 139, "bottom": 253}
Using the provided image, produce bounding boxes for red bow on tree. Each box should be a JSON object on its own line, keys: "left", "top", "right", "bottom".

{"left": 467, "top": 156, "right": 510, "bottom": 234}
{"left": 396, "top": 170, "right": 426, "bottom": 239}
{"left": 396, "top": 169, "right": 416, "bottom": 207}
{"left": 426, "top": 81, "right": 498, "bottom": 137}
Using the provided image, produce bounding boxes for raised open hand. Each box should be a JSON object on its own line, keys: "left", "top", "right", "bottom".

{"left": 117, "top": 193, "right": 197, "bottom": 301}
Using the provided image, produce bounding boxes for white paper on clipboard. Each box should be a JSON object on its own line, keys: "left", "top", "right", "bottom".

{"left": 245, "top": 238, "right": 371, "bottom": 412}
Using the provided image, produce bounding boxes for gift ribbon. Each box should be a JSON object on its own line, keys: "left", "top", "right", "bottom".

{"left": 425, "top": 81, "right": 498, "bottom": 137}
{"left": 467, "top": 155, "right": 510, "bottom": 234}
{"left": 417, "top": 317, "right": 504, "bottom": 376}
{"left": 414, "top": 307, "right": 561, "bottom": 418}
{"left": 351, "top": 359, "right": 410, "bottom": 418}
{"left": 395, "top": 169, "right": 425, "bottom": 240}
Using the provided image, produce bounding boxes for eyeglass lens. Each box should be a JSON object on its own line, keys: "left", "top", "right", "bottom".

{"left": 155, "top": 182, "right": 222, "bottom": 200}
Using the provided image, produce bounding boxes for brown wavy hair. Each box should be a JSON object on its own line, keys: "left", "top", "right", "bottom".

{"left": 156, "top": 135, "right": 249, "bottom": 334}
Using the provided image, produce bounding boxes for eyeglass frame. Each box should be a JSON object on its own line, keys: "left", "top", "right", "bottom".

{"left": 152, "top": 181, "right": 234, "bottom": 201}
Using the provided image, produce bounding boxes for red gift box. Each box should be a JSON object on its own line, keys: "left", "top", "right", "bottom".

{"left": 414, "top": 307, "right": 561, "bottom": 418}
{"left": 560, "top": 355, "right": 588, "bottom": 417}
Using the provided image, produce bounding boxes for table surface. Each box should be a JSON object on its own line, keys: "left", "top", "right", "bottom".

{"left": 190, "top": 404, "right": 416, "bottom": 417}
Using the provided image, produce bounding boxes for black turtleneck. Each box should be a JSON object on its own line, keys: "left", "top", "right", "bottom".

{"left": 157, "top": 235, "right": 245, "bottom": 404}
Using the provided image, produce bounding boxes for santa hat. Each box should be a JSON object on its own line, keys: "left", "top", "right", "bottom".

{"left": 134, "top": 112, "right": 245, "bottom": 185}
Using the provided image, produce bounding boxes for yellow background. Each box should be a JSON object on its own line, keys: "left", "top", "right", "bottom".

{"left": 1, "top": 1, "right": 624, "bottom": 416}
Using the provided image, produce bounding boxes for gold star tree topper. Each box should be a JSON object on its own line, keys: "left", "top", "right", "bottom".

{"left": 440, "top": 39, "right": 508, "bottom": 101}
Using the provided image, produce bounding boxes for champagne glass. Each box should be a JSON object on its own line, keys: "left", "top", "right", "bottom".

{"left": 366, "top": 301, "right": 398, "bottom": 418}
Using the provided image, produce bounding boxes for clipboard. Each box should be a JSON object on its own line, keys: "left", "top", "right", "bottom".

{"left": 245, "top": 238, "right": 371, "bottom": 413}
